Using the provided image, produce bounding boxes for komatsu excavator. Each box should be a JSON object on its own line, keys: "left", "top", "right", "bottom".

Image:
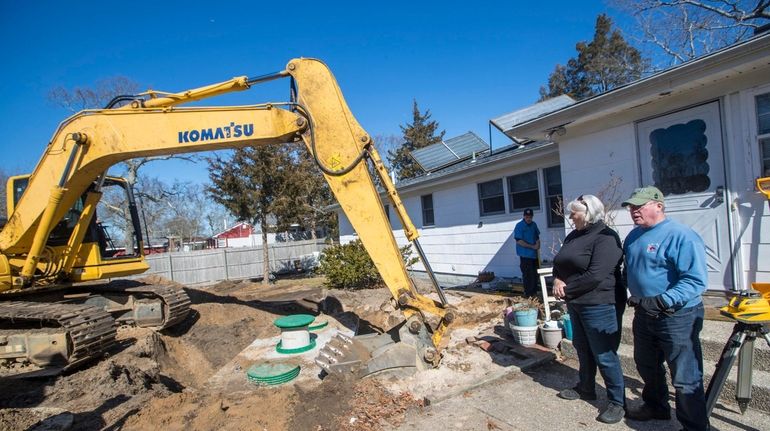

{"left": 0, "top": 58, "right": 453, "bottom": 377}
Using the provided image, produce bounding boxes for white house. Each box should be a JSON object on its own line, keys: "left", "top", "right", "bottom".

{"left": 496, "top": 31, "right": 770, "bottom": 293}
{"left": 337, "top": 133, "right": 567, "bottom": 286}
{"left": 336, "top": 31, "right": 770, "bottom": 292}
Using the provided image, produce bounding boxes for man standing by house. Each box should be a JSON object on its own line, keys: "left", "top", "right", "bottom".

{"left": 622, "top": 186, "right": 709, "bottom": 431}
{"left": 514, "top": 208, "right": 540, "bottom": 297}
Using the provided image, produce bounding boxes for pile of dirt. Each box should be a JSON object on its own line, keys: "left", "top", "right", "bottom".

{"left": 289, "top": 375, "right": 423, "bottom": 431}
{"left": 0, "top": 276, "right": 512, "bottom": 430}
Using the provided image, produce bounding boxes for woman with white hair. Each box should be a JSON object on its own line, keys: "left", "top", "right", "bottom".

{"left": 552, "top": 194, "right": 626, "bottom": 424}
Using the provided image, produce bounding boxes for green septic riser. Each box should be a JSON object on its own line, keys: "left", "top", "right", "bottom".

{"left": 273, "top": 314, "right": 316, "bottom": 354}
{"left": 246, "top": 363, "right": 301, "bottom": 385}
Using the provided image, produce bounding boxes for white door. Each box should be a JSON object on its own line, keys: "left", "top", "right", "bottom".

{"left": 636, "top": 101, "right": 733, "bottom": 292}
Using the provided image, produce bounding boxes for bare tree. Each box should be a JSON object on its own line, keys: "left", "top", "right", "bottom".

{"left": 48, "top": 77, "right": 199, "bottom": 246}
{"left": 613, "top": 0, "right": 770, "bottom": 68}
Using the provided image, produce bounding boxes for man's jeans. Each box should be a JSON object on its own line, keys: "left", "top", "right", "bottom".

{"left": 633, "top": 303, "right": 708, "bottom": 431}
{"left": 568, "top": 303, "right": 625, "bottom": 406}
{"left": 519, "top": 257, "right": 539, "bottom": 297}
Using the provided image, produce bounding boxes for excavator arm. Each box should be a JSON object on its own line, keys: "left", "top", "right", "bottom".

{"left": 0, "top": 58, "right": 452, "bottom": 375}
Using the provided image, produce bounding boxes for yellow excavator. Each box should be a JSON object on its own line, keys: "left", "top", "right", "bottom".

{"left": 0, "top": 58, "right": 453, "bottom": 376}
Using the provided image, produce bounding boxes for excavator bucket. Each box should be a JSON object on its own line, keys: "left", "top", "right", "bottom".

{"left": 315, "top": 315, "right": 438, "bottom": 378}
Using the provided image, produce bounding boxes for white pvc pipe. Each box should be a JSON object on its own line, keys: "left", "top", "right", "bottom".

{"left": 280, "top": 327, "right": 311, "bottom": 349}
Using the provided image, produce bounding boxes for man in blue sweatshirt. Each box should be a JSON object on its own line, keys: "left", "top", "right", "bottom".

{"left": 622, "top": 186, "right": 709, "bottom": 431}
{"left": 514, "top": 208, "right": 540, "bottom": 297}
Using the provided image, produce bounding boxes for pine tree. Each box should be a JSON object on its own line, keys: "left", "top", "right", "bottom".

{"left": 206, "top": 145, "right": 295, "bottom": 284}
{"left": 280, "top": 142, "right": 336, "bottom": 240}
{"left": 387, "top": 100, "right": 445, "bottom": 180}
{"left": 539, "top": 14, "right": 647, "bottom": 101}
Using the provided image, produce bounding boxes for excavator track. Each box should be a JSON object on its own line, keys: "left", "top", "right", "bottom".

{"left": 0, "top": 301, "right": 116, "bottom": 368}
{"left": 119, "top": 284, "right": 191, "bottom": 330}
{"left": 83, "top": 282, "right": 191, "bottom": 330}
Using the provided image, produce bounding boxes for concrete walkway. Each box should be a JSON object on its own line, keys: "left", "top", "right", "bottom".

{"left": 391, "top": 357, "right": 766, "bottom": 431}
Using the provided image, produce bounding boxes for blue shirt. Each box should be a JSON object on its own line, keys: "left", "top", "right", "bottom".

{"left": 514, "top": 219, "right": 540, "bottom": 259}
{"left": 623, "top": 218, "right": 707, "bottom": 309}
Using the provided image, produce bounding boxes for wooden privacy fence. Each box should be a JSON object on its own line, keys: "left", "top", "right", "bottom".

{"left": 131, "top": 239, "right": 330, "bottom": 285}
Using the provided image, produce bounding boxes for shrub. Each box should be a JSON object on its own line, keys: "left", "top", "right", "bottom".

{"left": 318, "top": 239, "right": 418, "bottom": 289}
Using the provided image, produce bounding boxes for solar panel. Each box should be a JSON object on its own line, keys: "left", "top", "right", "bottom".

{"left": 490, "top": 94, "right": 576, "bottom": 133}
{"left": 410, "top": 132, "right": 489, "bottom": 173}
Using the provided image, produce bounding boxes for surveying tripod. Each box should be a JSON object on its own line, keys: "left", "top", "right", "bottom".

{"left": 705, "top": 303, "right": 770, "bottom": 416}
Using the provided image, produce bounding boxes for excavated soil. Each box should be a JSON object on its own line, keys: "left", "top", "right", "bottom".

{"left": 0, "top": 276, "right": 512, "bottom": 430}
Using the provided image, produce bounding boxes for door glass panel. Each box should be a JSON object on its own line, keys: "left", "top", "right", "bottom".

{"left": 649, "top": 119, "right": 711, "bottom": 194}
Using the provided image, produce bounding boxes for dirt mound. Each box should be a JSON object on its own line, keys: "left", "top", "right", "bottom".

{"left": 0, "top": 276, "right": 511, "bottom": 430}
{"left": 289, "top": 375, "right": 422, "bottom": 431}
{"left": 122, "top": 387, "right": 297, "bottom": 431}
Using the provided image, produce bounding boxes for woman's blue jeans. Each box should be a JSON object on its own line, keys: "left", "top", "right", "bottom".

{"left": 567, "top": 302, "right": 625, "bottom": 406}
{"left": 633, "top": 303, "right": 708, "bottom": 431}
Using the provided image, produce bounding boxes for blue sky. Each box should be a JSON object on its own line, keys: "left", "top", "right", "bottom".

{"left": 0, "top": 1, "right": 618, "bottom": 184}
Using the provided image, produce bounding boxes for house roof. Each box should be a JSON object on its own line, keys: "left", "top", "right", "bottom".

{"left": 212, "top": 221, "right": 252, "bottom": 238}
{"left": 326, "top": 139, "right": 556, "bottom": 211}
{"left": 499, "top": 31, "right": 770, "bottom": 140}
{"left": 392, "top": 139, "right": 556, "bottom": 193}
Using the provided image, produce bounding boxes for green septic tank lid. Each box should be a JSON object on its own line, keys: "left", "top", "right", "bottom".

{"left": 276, "top": 338, "right": 316, "bottom": 354}
{"left": 247, "top": 363, "right": 301, "bottom": 385}
{"left": 308, "top": 320, "right": 328, "bottom": 331}
{"left": 274, "top": 314, "right": 315, "bottom": 329}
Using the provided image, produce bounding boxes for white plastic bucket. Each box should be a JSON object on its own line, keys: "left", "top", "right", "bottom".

{"left": 511, "top": 325, "right": 538, "bottom": 346}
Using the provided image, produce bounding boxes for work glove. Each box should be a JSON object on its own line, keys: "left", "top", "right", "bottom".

{"left": 627, "top": 295, "right": 671, "bottom": 318}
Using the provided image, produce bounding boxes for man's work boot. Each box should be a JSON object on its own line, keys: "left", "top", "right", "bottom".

{"left": 557, "top": 387, "right": 597, "bottom": 401}
{"left": 624, "top": 403, "right": 671, "bottom": 421}
{"left": 597, "top": 403, "right": 626, "bottom": 424}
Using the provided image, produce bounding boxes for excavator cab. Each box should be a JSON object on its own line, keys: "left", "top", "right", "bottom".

{"left": 6, "top": 174, "right": 147, "bottom": 282}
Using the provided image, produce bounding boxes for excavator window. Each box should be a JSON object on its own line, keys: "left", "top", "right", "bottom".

{"left": 93, "top": 179, "right": 141, "bottom": 259}
{"left": 8, "top": 175, "right": 141, "bottom": 258}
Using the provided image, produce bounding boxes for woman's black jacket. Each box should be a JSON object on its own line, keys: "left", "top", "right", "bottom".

{"left": 552, "top": 220, "right": 624, "bottom": 305}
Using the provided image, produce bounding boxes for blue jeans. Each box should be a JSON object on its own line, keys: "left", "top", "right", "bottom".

{"left": 633, "top": 303, "right": 708, "bottom": 431}
{"left": 568, "top": 303, "right": 625, "bottom": 406}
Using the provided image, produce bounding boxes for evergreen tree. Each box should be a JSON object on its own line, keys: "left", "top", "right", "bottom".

{"left": 206, "top": 145, "right": 295, "bottom": 284}
{"left": 280, "top": 142, "right": 337, "bottom": 240}
{"left": 539, "top": 14, "right": 647, "bottom": 101}
{"left": 387, "top": 100, "right": 445, "bottom": 180}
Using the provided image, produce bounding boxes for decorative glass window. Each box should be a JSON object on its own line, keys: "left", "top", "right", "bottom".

{"left": 757, "top": 93, "right": 770, "bottom": 176}
{"left": 421, "top": 194, "right": 434, "bottom": 227}
{"left": 649, "top": 119, "right": 711, "bottom": 194}
{"left": 544, "top": 166, "right": 564, "bottom": 227}
{"left": 478, "top": 179, "right": 505, "bottom": 216}
{"left": 507, "top": 171, "right": 540, "bottom": 212}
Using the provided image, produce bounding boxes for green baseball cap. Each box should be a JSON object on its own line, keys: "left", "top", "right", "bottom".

{"left": 621, "top": 186, "right": 665, "bottom": 207}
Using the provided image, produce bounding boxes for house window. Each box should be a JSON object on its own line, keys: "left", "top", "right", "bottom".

{"left": 544, "top": 166, "right": 564, "bottom": 227}
{"left": 478, "top": 179, "right": 505, "bottom": 216}
{"left": 757, "top": 93, "right": 770, "bottom": 176}
{"left": 421, "top": 194, "right": 435, "bottom": 226}
{"left": 507, "top": 171, "right": 540, "bottom": 212}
